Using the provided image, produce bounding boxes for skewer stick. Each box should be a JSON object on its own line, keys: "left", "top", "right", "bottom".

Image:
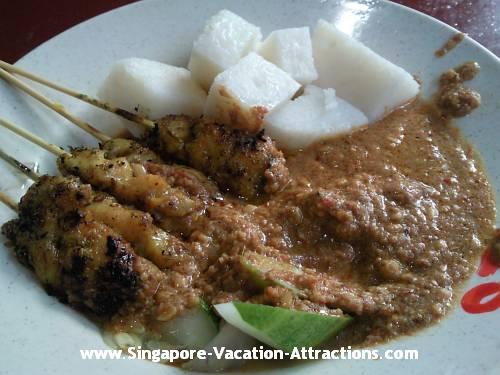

{"left": 0, "top": 148, "right": 39, "bottom": 181}
{"left": 0, "top": 148, "right": 41, "bottom": 211}
{"left": 0, "top": 149, "right": 35, "bottom": 212}
{"left": 0, "top": 191, "right": 17, "bottom": 212}
{"left": 0, "top": 60, "right": 156, "bottom": 129}
{"left": 0, "top": 118, "right": 67, "bottom": 157}
{"left": 0, "top": 68, "right": 110, "bottom": 142}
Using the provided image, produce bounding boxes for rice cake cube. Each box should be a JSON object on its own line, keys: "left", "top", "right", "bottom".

{"left": 204, "top": 53, "right": 300, "bottom": 133}
{"left": 188, "top": 10, "right": 262, "bottom": 90}
{"left": 312, "top": 19, "right": 419, "bottom": 122}
{"left": 265, "top": 85, "right": 367, "bottom": 150}
{"left": 259, "top": 27, "right": 318, "bottom": 85}
{"left": 98, "top": 57, "right": 206, "bottom": 119}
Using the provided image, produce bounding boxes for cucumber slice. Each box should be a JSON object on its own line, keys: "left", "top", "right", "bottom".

{"left": 215, "top": 302, "right": 352, "bottom": 352}
{"left": 183, "top": 322, "right": 259, "bottom": 372}
{"left": 158, "top": 302, "right": 219, "bottom": 349}
{"left": 240, "top": 252, "right": 306, "bottom": 297}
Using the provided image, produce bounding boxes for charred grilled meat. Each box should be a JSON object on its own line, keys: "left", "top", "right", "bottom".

{"left": 3, "top": 175, "right": 196, "bottom": 276}
{"left": 145, "top": 115, "right": 290, "bottom": 200}
{"left": 2, "top": 176, "right": 199, "bottom": 334}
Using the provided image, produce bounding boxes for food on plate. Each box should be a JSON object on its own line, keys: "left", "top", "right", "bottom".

{"left": 436, "top": 61, "right": 481, "bottom": 117}
{"left": 258, "top": 27, "right": 318, "bottom": 85}
{"left": 104, "top": 301, "right": 218, "bottom": 351}
{"left": 82, "top": 195, "right": 192, "bottom": 271}
{"left": 215, "top": 301, "right": 352, "bottom": 352}
{"left": 146, "top": 114, "right": 290, "bottom": 199}
{"left": 0, "top": 7, "right": 496, "bottom": 373}
{"left": 312, "top": 19, "right": 419, "bottom": 122}
{"left": 240, "top": 251, "right": 307, "bottom": 296}
{"left": 204, "top": 53, "right": 300, "bottom": 133}
{"left": 58, "top": 138, "right": 220, "bottom": 235}
{"left": 1, "top": 176, "right": 209, "bottom": 349}
{"left": 144, "top": 301, "right": 219, "bottom": 350}
{"left": 188, "top": 9, "right": 262, "bottom": 90}
{"left": 265, "top": 85, "right": 367, "bottom": 150}
{"left": 98, "top": 57, "right": 206, "bottom": 118}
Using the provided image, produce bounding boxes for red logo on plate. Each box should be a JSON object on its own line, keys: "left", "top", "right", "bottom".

{"left": 461, "top": 282, "right": 500, "bottom": 314}
{"left": 461, "top": 248, "right": 500, "bottom": 314}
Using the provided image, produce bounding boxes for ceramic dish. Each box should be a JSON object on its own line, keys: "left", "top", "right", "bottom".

{"left": 0, "top": 1, "right": 498, "bottom": 374}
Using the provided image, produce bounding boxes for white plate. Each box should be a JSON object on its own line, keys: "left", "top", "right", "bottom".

{"left": 0, "top": 1, "right": 498, "bottom": 374}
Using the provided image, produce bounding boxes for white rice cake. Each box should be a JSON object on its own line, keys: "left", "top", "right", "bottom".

{"left": 204, "top": 53, "right": 300, "bottom": 133}
{"left": 98, "top": 57, "right": 206, "bottom": 119}
{"left": 258, "top": 27, "right": 318, "bottom": 85}
{"left": 265, "top": 85, "right": 368, "bottom": 150}
{"left": 312, "top": 19, "right": 419, "bottom": 122}
{"left": 188, "top": 9, "right": 262, "bottom": 90}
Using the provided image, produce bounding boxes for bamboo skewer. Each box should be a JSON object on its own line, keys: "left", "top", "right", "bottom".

{"left": 0, "top": 62, "right": 162, "bottom": 214}
{"left": 0, "top": 118, "right": 66, "bottom": 157}
{"left": 0, "top": 148, "right": 39, "bottom": 181}
{"left": 0, "top": 60, "right": 156, "bottom": 130}
{"left": 0, "top": 149, "right": 41, "bottom": 212}
{"left": 0, "top": 118, "right": 71, "bottom": 162}
{"left": 0, "top": 68, "right": 110, "bottom": 142}
{"left": 0, "top": 191, "right": 17, "bottom": 212}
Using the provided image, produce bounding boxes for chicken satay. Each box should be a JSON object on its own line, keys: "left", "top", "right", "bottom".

{"left": 103, "top": 138, "right": 221, "bottom": 202}
{"left": 58, "top": 139, "right": 220, "bottom": 236}
{"left": 101, "top": 137, "right": 162, "bottom": 164}
{"left": 86, "top": 197, "right": 197, "bottom": 275}
{"left": 144, "top": 115, "right": 290, "bottom": 200}
{"left": 101, "top": 138, "right": 220, "bottom": 197}
{"left": 1, "top": 176, "right": 200, "bottom": 333}
{"left": 4, "top": 175, "right": 196, "bottom": 278}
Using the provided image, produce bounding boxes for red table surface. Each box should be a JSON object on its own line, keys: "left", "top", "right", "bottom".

{"left": 0, "top": 0, "right": 498, "bottom": 63}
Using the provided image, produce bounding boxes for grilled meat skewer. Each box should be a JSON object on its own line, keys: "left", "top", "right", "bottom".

{"left": 3, "top": 174, "right": 196, "bottom": 276}
{"left": 0, "top": 117, "right": 221, "bottom": 237}
{"left": 2, "top": 176, "right": 199, "bottom": 336}
{"left": 145, "top": 115, "right": 290, "bottom": 200}
{"left": 55, "top": 138, "right": 221, "bottom": 236}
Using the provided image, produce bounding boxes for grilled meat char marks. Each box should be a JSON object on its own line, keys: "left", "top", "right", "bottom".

{"left": 93, "top": 236, "right": 139, "bottom": 316}
{"left": 2, "top": 176, "right": 139, "bottom": 316}
{"left": 2, "top": 176, "right": 199, "bottom": 324}
{"left": 146, "top": 115, "right": 290, "bottom": 200}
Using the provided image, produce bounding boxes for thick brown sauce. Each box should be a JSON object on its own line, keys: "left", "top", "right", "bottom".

{"left": 287, "top": 100, "right": 495, "bottom": 346}
{"left": 192, "top": 98, "right": 495, "bottom": 349}
{"left": 437, "top": 62, "right": 481, "bottom": 118}
{"left": 220, "top": 98, "right": 496, "bottom": 373}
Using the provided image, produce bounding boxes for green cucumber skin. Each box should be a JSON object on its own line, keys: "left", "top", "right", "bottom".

{"left": 240, "top": 255, "right": 307, "bottom": 297}
{"left": 243, "top": 260, "right": 270, "bottom": 289}
{"left": 233, "top": 302, "right": 352, "bottom": 352}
